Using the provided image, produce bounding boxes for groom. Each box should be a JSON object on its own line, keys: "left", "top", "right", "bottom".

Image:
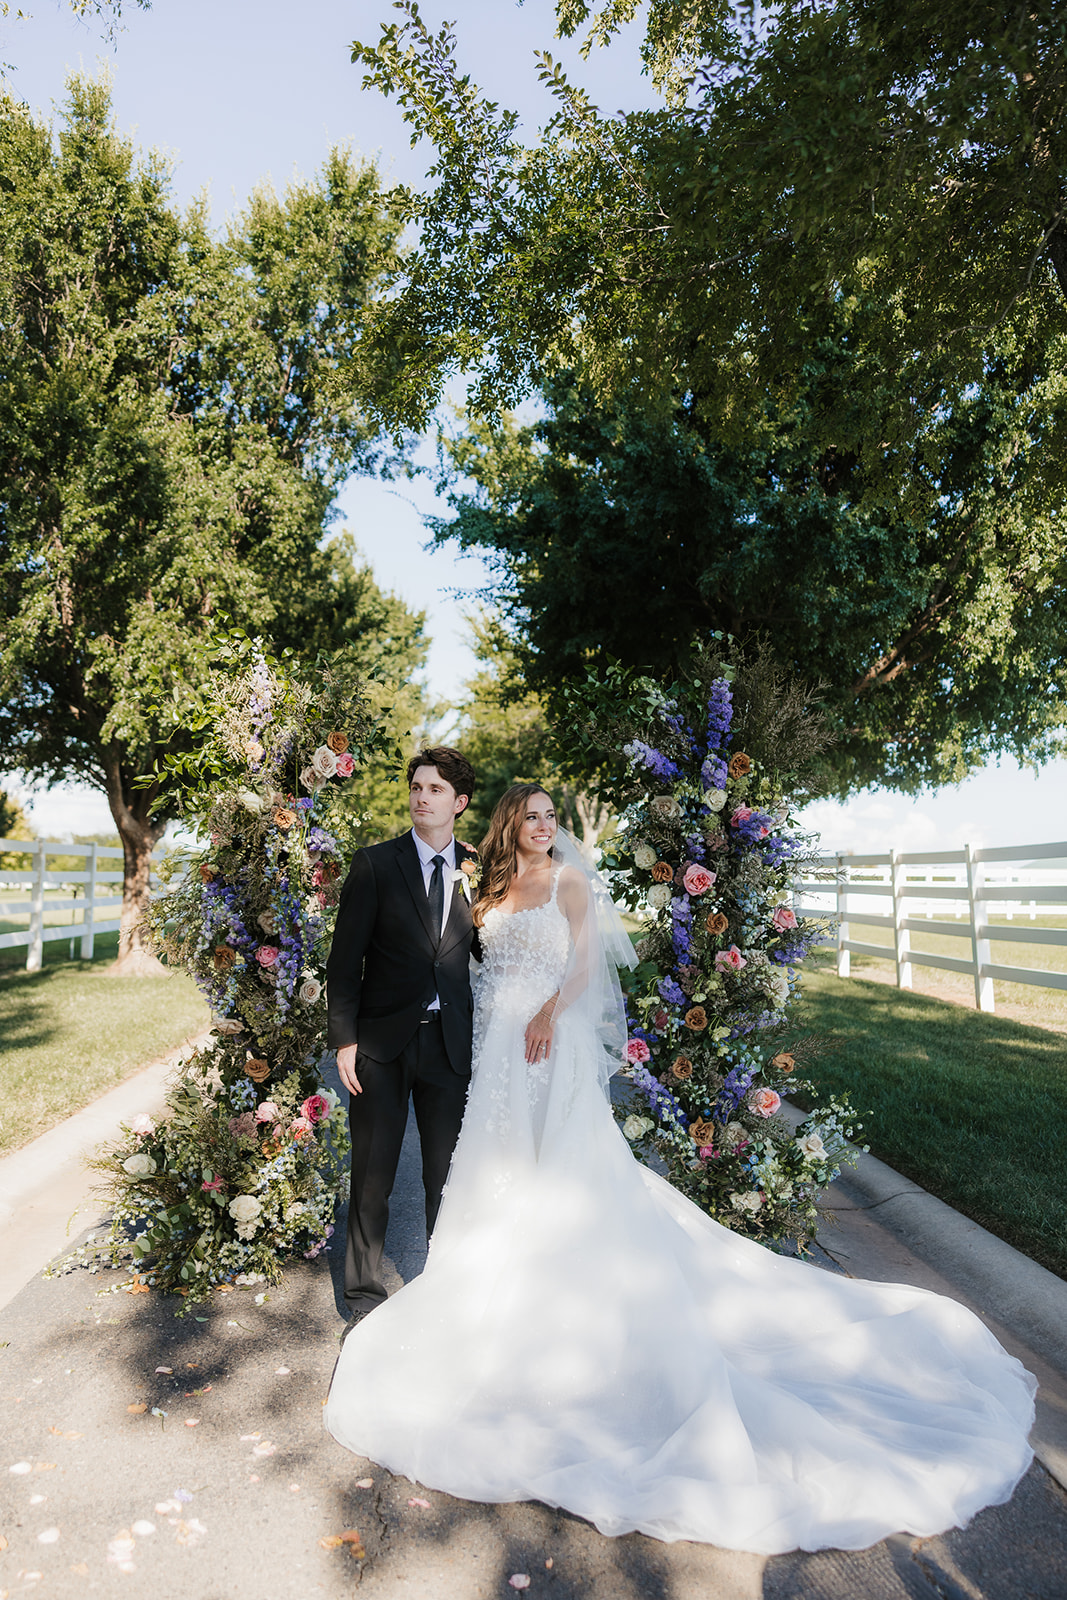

{"left": 326, "top": 746, "right": 479, "bottom": 1338}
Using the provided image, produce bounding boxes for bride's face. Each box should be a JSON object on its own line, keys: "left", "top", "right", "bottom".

{"left": 515, "top": 793, "right": 557, "bottom": 861}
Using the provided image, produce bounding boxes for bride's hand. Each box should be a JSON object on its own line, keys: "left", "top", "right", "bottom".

{"left": 524, "top": 1005, "right": 554, "bottom": 1065}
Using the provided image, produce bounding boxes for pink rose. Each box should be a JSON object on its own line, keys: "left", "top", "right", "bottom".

{"left": 201, "top": 1177, "right": 226, "bottom": 1192}
{"left": 750, "top": 1087, "right": 782, "bottom": 1118}
{"left": 698, "top": 1145, "right": 718, "bottom": 1161}
{"left": 130, "top": 1113, "right": 155, "bottom": 1138}
{"left": 714, "top": 945, "right": 747, "bottom": 973}
{"left": 334, "top": 752, "right": 355, "bottom": 777}
{"left": 682, "top": 863, "right": 716, "bottom": 896}
{"left": 300, "top": 1093, "right": 330, "bottom": 1124}
{"left": 625, "top": 1038, "right": 651, "bottom": 1064}
{"left": 256, "top": 945, "right": 279, "bottom": 967}
{"left": 290, "top": 1116, "right": 313, "bottom": 1137}
{"left": 772, "top": 906, "right": 798, "bottom": 932}
{"left": 729, "top": 805, "right": 753, "bottom": 829}
{"left": 255, "top": 1100, "right": 280, "bottom": 1123}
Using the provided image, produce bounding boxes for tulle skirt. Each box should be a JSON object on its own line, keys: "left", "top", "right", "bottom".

{"left": 325, "top": 1001, "right": 1035, "bottom": 1553}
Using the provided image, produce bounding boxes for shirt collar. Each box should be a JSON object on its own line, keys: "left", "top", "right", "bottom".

{"left": 411, "top": 828, "right": 456, "bottom": 871}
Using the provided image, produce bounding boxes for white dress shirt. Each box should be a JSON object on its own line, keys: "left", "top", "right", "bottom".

{"left": 411, "top": 830, "right": 457, "bottom": 1010}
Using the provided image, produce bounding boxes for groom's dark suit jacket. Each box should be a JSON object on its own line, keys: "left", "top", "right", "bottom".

{"left": 325, "top": 831, "right": 479, "bottom": 1074}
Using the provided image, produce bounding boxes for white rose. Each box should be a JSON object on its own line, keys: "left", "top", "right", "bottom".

{"left": 228, "top": 1194, "right": 263, "bottom": 1227}
{"left": 763, "top": 970, "right": 790, "bottom": 1008}
{"left": 650, "top": 795, "right": 681, "bottom": 820}
{"left": 129, "top": 1113, "right": 155, "bottom": 1137}
{"left": 123, "top": 1153, "right": 156, "bottom": 1177}
{"left": 729, "top": 1190, "right": 763, "bottom": 1214}
{"left": 238, "top": 790, "right": 264, "bottom": 814}
{"left": 298, "top": 976, "right": 322, "bottom": 1005}
{"left": 724, "top": 1121, "right": 747, "bottom": 1147}
{"left": 796, "top": 1131, "right": 826, "bottom": 1161}
{"left": 705, "top": 788, "right": 728, "bottom": 812}
{"left": 257, "top": 910, "right": 277, "bottom": 934}
{"left": 647, "top": 883, "right": 672, "bottom": 910}
{"left": 311, "top": 745, "right": 338, "bottom": 779}
{"left": 633, "top": 843, "right": 657, "bottom": 870}
{"left": 210, "top": 1015, "right": 245, "bottom": 1035}
{"left": 622, "top": 1115, "right": 654, "bottom": 1141}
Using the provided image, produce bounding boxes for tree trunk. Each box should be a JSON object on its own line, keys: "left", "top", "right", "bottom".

{"left": 103, "top": 745, "right": 168, "bottom": 976}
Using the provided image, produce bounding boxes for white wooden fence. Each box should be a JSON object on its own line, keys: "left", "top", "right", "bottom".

{"left": 0, "top": 838, "right": 164, "bottom": 971}
{"left": 794, "top": 840, "right": 1067, "bottom": 1013}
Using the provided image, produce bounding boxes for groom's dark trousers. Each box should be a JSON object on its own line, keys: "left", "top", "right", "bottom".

{"left": 326, "top": 831, "right": 477, "bottom": 1314}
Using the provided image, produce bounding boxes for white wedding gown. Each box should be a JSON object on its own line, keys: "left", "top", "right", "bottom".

{"left": 325, "top": 879, "right": 1036, "bottom": 1554}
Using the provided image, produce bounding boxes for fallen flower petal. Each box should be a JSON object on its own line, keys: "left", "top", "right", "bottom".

{"left": 354, "top": 1478, "right": 374, "bottom": 1489}
{"left": 184, "top": 1419, "right": 200, "bottom": 1428}
{"left": 274, "top": 1367, "right": 290, "bottom": 1375}
{"left": 407, "top": 1497, "right": 431, "bottom": 1509}
{"left": 319, "top": 1535, "right": 344, "bottom": 1550}
{"left": 251, "top": 1441, "right": 276, "bottom": 1457}
{"left": 155, "top": 1367, "right": 172, "bottom": 1375}
{"left": 131, "top": 1520, "right": 155, "bottom": 1536}
{"left": 9, "top": 1461, "right": 32, "bottom": 1474}
{"left": 509, "top": 1577, "right": 531, "bottom": 1590}
{"left": 239, "top": 1434, "right": 261, "bottom": 1441}
{"left": 127, "top": 1403, "right": 148, "bottom": 1415}
{"left": 37, "top": 1527, "right": 60, "bottom": 1544}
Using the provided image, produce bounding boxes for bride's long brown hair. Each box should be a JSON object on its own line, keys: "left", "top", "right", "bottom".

{"left": 472, "top": 783, "right": 554, "bottom": 929}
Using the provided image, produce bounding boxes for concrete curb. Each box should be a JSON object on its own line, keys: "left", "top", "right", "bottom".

{"left": 0, "top": 1028, "right": 211, "bottom": 1312}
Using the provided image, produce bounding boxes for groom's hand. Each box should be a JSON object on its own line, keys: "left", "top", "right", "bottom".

{"left": 337, "top": 1044, "right": 363, "bottom": 1095}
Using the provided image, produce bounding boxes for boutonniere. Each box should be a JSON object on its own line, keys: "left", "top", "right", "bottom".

{"left": 453, "top": 848, "right": 481, "bottom": 902}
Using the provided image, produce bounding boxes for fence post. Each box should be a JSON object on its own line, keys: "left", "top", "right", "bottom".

{"left": 26, "top": 838, "right": 45, "bottom": 972}
{"left": 80, "top": 840, "right": 98, "bottom": 960}
{"left": 835, "top": 853, "right": 850, "bottom": 977}
{"left": 892, "top": 848, "right": 912, "bottom": 990}
{"left": 966, "top": 842, "right": 995, "bottom": 1013}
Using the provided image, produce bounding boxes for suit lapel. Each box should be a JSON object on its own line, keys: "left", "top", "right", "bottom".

{"left": 439, "top": 843, "right": 477, "bottom": 956}
{"left": 395, "top": 832, "right": 438, "bottom": 947}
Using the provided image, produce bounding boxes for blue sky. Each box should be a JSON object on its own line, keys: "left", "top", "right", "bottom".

{"left": 6, "top": 0, "right": 1066, "bottom": 851}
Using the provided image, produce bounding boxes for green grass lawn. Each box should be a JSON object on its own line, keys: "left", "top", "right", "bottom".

{"left": 0, "top": 956, "right": 210, "bottom": 1156}
{"left": 791, "top": 968, "right": 1067, "bottom": 1280}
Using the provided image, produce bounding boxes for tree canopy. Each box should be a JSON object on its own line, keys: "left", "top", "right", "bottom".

{"left": 0, "top": 76, "right": 426, "bottom": 966}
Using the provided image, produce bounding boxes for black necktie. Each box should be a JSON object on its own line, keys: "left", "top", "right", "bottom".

{"left": 428, "top": 854, "right": 445, "bottom": 939}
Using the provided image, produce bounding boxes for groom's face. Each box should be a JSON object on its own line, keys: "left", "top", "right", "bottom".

{"left": 409, "top": 765, "right": 469, "bottom": 836}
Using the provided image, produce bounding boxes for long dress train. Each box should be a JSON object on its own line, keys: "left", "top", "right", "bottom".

{"left": 325, "top": 878, "right": 1035, "bottom": 1554}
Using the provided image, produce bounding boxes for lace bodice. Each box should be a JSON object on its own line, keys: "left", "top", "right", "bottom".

{"left": 475, "top": 882, "right": 572, "bottom": 1019}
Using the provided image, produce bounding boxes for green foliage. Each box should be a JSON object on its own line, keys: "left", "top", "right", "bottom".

{"left": 436, "top": 378, "right": 1067, "bottom": 793}
{"left": 349, "top": 2, "right": 1067, "bottom": 788}
{"left": 0, "top": 76, "right": 422, "bottom": 953}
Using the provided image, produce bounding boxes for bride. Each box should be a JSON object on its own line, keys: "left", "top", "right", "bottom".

{"left": 325, "top": 783, "right": 1035, "bottom": 1554}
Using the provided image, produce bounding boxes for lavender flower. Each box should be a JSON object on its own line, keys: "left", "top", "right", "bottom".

{"left": 670, "top": 895, "right": 693, "bottom": 964}
{"left": 657, "top": 976, "right": 687, "bottom": 1007}
{"left": 701, "top": 755, "right": 728, "bottom": 790}
{"left": 705, "top": 679, "right": 733, "bottom": 750}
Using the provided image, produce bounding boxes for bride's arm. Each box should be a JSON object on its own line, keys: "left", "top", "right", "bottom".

{"left": 522, "top": 868, "right": 592, "bottom": 1062}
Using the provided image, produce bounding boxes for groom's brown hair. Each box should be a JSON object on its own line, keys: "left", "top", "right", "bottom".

{"left": 407, "top": 746, "right": 476, "bottom": 806}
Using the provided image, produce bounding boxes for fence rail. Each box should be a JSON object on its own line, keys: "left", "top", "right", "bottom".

{"left": 794, "top": 839, "right": 1067, "bottom": 1014}
{"left": 0, "top": 837, "right": 164, "bottom": 971}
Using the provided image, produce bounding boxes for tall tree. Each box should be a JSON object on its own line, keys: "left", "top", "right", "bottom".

{"left": 435, "top": 372, "right": 1067, "bottom": 793}
{"left": 0, "top": 76, "right": 418, "bottom": 969}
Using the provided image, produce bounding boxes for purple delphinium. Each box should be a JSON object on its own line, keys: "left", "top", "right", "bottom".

{"left": 701, "top": 755, "right": 729, "bottom": 790}
{"left": 631, "top": 1064, "right": 688, "bottom": 1130}
{"left": 307, "top": 826, "right": 338, "bottom": 856}
{"left": 624, "top": 740, "right": 683, "bottom": 782}
{"left": 713, "top": 1065, "right": 754, "bottom": 1120}
{"left": 670, "top": 895, "right": 693, "bottom": 964}
{"left": 730, "top": 808, "right": 775, "bottom": 845}
{"left": 705, "top": 678, "right": 733, "bottom": 749}
{"left": 685, "top": 834, "right": 706, "bottom": 862}
{"left": 658, "top": 976, "right": 687, "bottom": 1007}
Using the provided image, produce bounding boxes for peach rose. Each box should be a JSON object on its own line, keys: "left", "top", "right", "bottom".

{"left": 651, "top": 861, "right": 674, "bottom": 883}
{"left": 705, "top": 912, "right": 729, "bottom": 936}
{"left": 244, "top": 1058, "right": 271, "bottom": 1083}
{"left": 727, "top": 752, "right": 752, "bottom": 778}
{"left": 682, "top": 864, "right": 716, "bottom": 896}
{"left": 689, "top": 1118, "right": 716, "bottom": 1146}
{"left": 213, "top": 945, "right": 236, "bottom": 971}
{"left": 326, "top": 731, "right": 349, "bottom": 754}
{"left": 684, "top": 1006, "right": 708, "bottom": 1032}
{"left": 750, "top": 1087, "right": 781, "bottom": 1118}
{"left": 770, "top": 1051, "right": 796, "bottom": 1075}
{"left": 272, "top": 807, "right": 296, "bottom": 831}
